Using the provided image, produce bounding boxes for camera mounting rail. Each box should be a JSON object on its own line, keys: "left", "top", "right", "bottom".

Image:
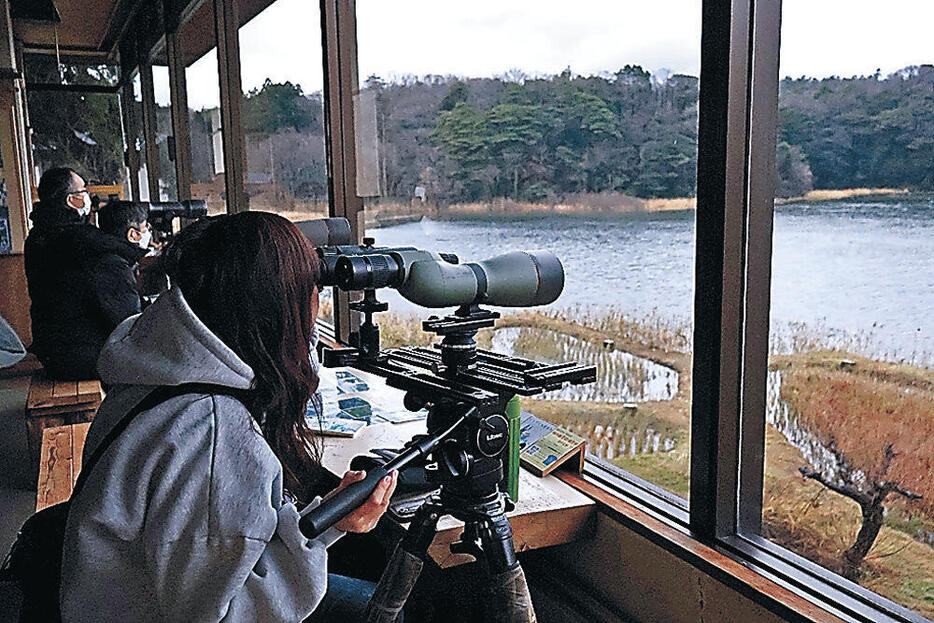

{"left": 321, "top": 303, "right": 597, "bottom": 402}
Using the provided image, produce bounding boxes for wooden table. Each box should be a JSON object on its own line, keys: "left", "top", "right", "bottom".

{"left": 36, "top": 373, "right": 597, "bottom": 566}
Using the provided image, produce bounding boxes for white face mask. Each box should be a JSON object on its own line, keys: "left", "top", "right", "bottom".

{"left": 70, "top": 192, "right": 91, "bottom": 217}
{"left": 136, "top": 229, "right": 152, "bottom": 249}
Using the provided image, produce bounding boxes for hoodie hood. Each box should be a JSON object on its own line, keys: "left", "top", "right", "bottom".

{"left": 98, "top": 286, "right": 254, "bottom": 388}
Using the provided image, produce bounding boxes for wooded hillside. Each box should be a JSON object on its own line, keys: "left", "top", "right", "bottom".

{"left": 27, "top": 63, "right": 934, "bottom": 203}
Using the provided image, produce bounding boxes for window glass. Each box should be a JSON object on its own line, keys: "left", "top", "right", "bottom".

{"left": 761, "top": 2, "right": 934, "bottom": 616}
{"left": 27, "top": 89, "right": 124, "bottom": 188}
{"left": 179, "top": 11, "right": 225, "bottom": 214}
{"left": 151, "top": 65, "right": 178, "bottom": 201}
{"left": 354, "top": 0, "right": 700, "bottom": 501}
{"left": 238, "top": 0, "right": 330, "bottom": 321}
{"left": 24, "top": 55, "right": 119, "bottom": 87}
{"left": 25, "top": 55, "right": 125, "bottom": 190}
{"left": 132, "top": 73, "right": 150, "bottom": 200}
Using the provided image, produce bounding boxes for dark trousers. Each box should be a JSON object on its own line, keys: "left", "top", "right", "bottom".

{"left": 306, "top": 574, "right": 406, "bottom": 622}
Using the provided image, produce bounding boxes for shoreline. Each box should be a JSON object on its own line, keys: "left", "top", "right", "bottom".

{"left": 255, "top": 187, "right": 915, "bottom": 229}
{"left": 360, "top": 188, "right": 911, "bottom": 228}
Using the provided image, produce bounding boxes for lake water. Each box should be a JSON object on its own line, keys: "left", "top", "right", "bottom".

{"left": 366, "top": 195, "right": 934, "bottom": 364}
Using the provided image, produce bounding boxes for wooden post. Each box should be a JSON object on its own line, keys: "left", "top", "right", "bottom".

{"left": 213, "top": 0, "right": 247, "bottom": 213}
{"left": 166, "top": 31, "right": 192, "bottom": 201}
{"left": 321, "top": 0, "right": 364, "bottom": 343}
{"left": 119, "top": 82, "right": 142, "bottom": 201}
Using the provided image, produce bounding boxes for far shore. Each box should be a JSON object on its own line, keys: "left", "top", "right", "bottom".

{"left": 245, "top": 187, "right": 914, "bottom": 228}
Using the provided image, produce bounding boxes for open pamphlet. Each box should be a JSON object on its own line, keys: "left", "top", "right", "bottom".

{"left": 305, "top": 367, "right": 428, "bottom": 437}
{"left": 518, "top": 412, "right": 586, "bottom": 477}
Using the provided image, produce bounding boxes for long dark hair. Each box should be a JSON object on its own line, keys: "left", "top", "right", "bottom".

{"left": 163, "top": 212, "right": 322, "bottom": 493}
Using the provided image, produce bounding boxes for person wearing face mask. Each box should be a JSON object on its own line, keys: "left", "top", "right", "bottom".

{"left": 91, "top": 198, "right": 151, "bottom": 329}
{"left": 24, "top": 168, "right": 148, "bottom": 380}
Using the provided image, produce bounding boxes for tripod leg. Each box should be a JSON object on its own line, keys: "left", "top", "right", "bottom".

{"left": 480, "top": 512, "right": 519, "bottom": 574}
{"left": 483, "top": 565, "right": 537, "bottom": 623}
{"left": 364, "top": 502, "right": 441, "bottom": 623}
{"left": 474, "top": 513, "right": 537, "bottom": 623}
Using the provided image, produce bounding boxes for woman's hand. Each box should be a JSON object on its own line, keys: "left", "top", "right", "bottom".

{"left": 331, "top": 469, "right": 398, "bottom": 533}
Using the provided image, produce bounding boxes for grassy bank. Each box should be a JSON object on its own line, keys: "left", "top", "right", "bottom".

{"left": 777, "top": 187, "right": 908, "bottom": 204}
{"left": 362, "top": 307, "right": 933, "bottom": 618}
{"left": 359, "top": 194, "right": 698, "bottom": 227}
{"left": 363, "top": 188, "right": 912, "bottom": 227}
{"left": 225, "top": 187, "right": 912, "bottom": 228}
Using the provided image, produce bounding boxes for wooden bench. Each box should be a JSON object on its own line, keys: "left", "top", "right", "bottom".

{"left": 25, "top": 373, "right": 102, "bottom": 470}
{"left": 36, "top": 422, "right": 90, "bottom": 511}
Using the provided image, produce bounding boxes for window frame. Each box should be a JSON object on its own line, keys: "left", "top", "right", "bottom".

{"left": 120, "top": 0, "right": 928, "bottom": 620}
{"left": 324, "top": 0, "right": 932, "bottom": 620}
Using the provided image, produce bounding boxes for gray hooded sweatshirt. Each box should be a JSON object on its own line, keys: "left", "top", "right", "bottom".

{"left": 61, "top": 286, "right": 342, "bottom": 622}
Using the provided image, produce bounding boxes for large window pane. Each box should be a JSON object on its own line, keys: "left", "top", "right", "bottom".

{"left": 151, "top": 65, "right": 178, "bottom": 201}
{"left": 179, "top": 12, "right": 225, "bottom": 213}
{"left": 26, "top": 56, "right": 125, "bottom": 191}
{"left": 238, "top": 0, "right": 328, "bottom": 219}
{"left": 237, "top": 0, "right": 330, "bottom": 322}
{"left": 130, "top": 71, "right": 156, "bottom": 201}
{"left": 761, "top": 2, "right": 934, "bottom": 617}
{"left": 131, "top": 73, "right": 150, "bottom": 200}
{"left": 354, "top": 1, "right": 700, "bottom": 502}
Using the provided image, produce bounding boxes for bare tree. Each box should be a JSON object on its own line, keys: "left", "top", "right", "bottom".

{"left": 800, "top": 442, "right": 922, "bottom": 577}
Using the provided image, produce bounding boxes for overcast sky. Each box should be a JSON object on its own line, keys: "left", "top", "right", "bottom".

{"left": 175, "top": 0, "right": 934, "bottom": 110}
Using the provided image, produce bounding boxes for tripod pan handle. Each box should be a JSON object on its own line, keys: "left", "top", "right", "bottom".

{"left": 299, "top": 466, "right": 390, "bottom": 538}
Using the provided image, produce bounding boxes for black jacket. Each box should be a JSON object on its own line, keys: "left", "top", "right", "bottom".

{"left": 24, "top": 201, "right": 148, "bottom": 380}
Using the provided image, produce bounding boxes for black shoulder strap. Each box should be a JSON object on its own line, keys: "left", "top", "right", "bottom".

{"left": 71, "top": 383, "right": 253, "bottom": 500}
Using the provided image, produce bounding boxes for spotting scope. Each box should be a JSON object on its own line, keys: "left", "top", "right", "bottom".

{"left": 145, "top": 200, "right": 208, "bottom": 239}
{"left": 335, "top": 249, "right": 564, "bottom": 308}
{"left": 145, "top": 199, "right": 208, "bottom": 221}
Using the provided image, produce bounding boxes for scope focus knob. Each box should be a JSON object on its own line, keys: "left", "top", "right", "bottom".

{"left": 476, "top": 415, "right": 509, "bottom": 457}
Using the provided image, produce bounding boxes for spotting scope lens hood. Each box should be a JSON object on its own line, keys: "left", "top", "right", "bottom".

{"left": 295, "top": 217, "right": 353, "bottom": 247}
{"left": 397, "top": 250, "right": 564, "bottom": 308}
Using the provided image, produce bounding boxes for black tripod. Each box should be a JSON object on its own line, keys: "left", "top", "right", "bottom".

{"left": 361, "top": 391, "right": 535, "bottom": 623}
{"left": 364, "top": 492, "right": 534, "bottom": 623}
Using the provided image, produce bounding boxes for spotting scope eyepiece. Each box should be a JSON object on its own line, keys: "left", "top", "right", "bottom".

{"left": 334, "top": 249, "right": 461, "bottom": 291}
{"left": 319, "top": 245, "right": 459, "bottom": 288}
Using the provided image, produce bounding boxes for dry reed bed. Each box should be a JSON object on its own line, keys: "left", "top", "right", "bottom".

{"left": 333, "top": 307, "right": 934, "bottom": 616}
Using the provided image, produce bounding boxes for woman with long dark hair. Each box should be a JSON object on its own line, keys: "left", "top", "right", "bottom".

{"left": 61, "top": 212, "right": 396, "bottom": 621}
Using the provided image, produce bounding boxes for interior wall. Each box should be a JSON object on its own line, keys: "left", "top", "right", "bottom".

{"left": 527, "top": 512, "right": 832, "bottom": 623}
{"left": 0, "top": 253, "right": 30, "bottom": 345}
